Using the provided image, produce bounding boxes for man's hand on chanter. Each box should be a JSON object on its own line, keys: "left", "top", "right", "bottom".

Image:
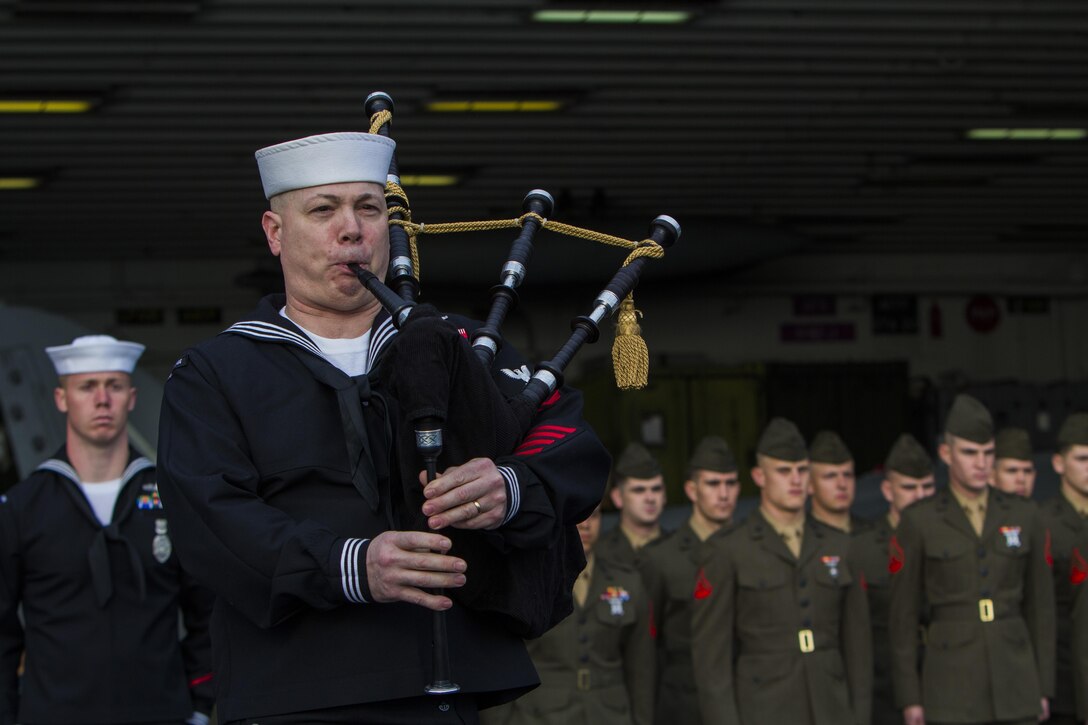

{"left": 365, "top": 531, "right": 467, "bottom": 611}
{"left": 419, "top": 457, "right": 508, "bottom": 531}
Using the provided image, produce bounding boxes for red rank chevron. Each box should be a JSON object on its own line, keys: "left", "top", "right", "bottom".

{"left": 1045, "top": 529, "right": 1054, "bottom": 569}
{"left": 514, "top": 424, "right": 575, "bottom": 457}
{"left": 888, "top": 535, "right": 905, "bottom": 574}
{"left": 648, "top": 600, "right": 657, "bottom": 639}
{"left": 693, "top": 568, "right": 713, "bottom": 600}
{"left": 1071, "top": 547, "right": 1087, "bottom": 586}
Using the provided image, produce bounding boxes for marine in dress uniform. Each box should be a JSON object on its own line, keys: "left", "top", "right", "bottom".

{"left": 1071, "top": 522, "right": 1088, "bottom": 725}
{"left": 486, "top": 506, "right": 654, "bottom": 725}
{"left": 851, "top": 433, "right": 936, "bottom": 725}
{"left": 156, "top": 132, "right": 610, "bottom": 723}
{"left": 1039, "top": 414, "right": 1088, "bottom": 724}
{"left": 991, "top": 428, "right": 1036, "bottom": 499}
{"left": 597, "top": 443, "right": 666, "bottom": 569}
{"left": 808, "top": 431, "right": 869, "bottom": 534}
{"left": 889, "top": 394, "right": 1055, "bottom": 725}
{"left": 692, "top": 418, "right": 872, "bottom": 725}
{"left": 0, "top": 336, "right": 213, "bottom": 725}
{"left": 640, "top": 435, "right": 740, "bottom": 725}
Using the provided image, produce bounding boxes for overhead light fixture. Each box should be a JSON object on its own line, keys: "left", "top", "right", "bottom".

{"left": 426, "top": 100, "right": 564, "bottom": 112}
{"left": 533, "top": 9, "right": 691, "bottom": 23}
{"left": 0, "top": 177, "right": 40, "bottom": 190}
{"left": 400, "top": 175, "right": 460, "bottom": 187}
{"left": 0, "top": 100, "right": 92, "bottom": 113}
{"left": 967, "top": 128, "right": 1086, "bottom": 141}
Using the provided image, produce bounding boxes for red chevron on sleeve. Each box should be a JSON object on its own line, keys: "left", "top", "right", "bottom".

{"left": 694, "top": 568, "right": 713, "bottom": 600}
{"left": 1071, "top": 547, "right": 1087, "bottom": 586}
{"left": 538, "top": 390, "right": 561, "bottom": 409}
{"left": 514, "top": 424, "right": 577, "bottom": 456}
{"left": 888, "top": 535, "right": 905, "bottom": 574}
{"left": 648, "top": 599, "right": 657, "bottom": 639}
{"left": 1045, "top": 529, "right": 1053, "bottom": 568}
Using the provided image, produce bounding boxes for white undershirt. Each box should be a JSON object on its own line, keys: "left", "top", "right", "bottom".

{"left": 78, "top": 478, "right": 123, "bottom": 525}
{"left": 281, "top": 307, "right": 372, "bottom": 376}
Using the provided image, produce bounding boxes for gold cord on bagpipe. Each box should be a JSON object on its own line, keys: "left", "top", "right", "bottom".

{"left": 368, "top": 107, "right": 667, "bottom": 391}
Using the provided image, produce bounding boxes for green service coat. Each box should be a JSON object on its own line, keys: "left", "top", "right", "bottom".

{"left": 888, "top": 488, "right": 1055, "bottom": 723}
{"left": 639, "top": 521, "right": 708, "bottom": 725}
{"left": 1037, "top": 494, "right": 1088, "bottom": 719}
{"left": 691, "top": 511, "right": 872, "bottom": 725}
{"left": 850, "top": 515, "right": 901, "bottom": 725}
{"left": 1060, "top": 505, "right": 1088, "bottom": 721}
{"left": 493, "top": 556, "right": 655, "bottom": 725}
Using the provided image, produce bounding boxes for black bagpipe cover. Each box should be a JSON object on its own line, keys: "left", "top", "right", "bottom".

{"left": 373, "top": 304, "right": 585, "bottom": 639}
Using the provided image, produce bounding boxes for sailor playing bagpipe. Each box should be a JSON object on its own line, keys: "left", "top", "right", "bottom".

{"left": 156, "top": 93, "right": 675, "bottom": 725}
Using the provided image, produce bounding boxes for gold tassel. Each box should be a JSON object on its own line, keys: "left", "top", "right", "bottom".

{"left": 612, "top": 294, "right": 649, "bottom": 390}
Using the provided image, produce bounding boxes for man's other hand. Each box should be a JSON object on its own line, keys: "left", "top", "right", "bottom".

{"left": 365, "top": 531, "right": 467, "bottom": 610}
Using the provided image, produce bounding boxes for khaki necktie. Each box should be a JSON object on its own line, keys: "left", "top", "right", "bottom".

{"left": 965, "top": 503, "right": 985, "bottom": 537}
{"left": 782, "top": 529, "right": 802, "bottom": 559}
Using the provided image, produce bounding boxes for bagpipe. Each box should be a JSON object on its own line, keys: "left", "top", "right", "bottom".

{"left": 356, "top": 91, "right": 678, "bottom": 693}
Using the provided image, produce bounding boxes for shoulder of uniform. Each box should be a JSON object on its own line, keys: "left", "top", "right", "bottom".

{"left": 1038, "top": 494, "right": 1066, "bottom": 516}
{"left": 1, "top": 466, "right": 60, "bottom": 506}
{"left": 597, "top": 524, "right": 622, "bottom": 546}
{"left": 597, "top": 555, "right": 639, "bottom": 578}
{"left": 902, "top": 489, "right": 943, "bottom": 519}
{"left": 850, "top": 515, "right": 874, "bottom": 534}
{"left": 642, "top": 532, "right": 672, "bottom": 553}
{"left": 991, "top": 487, "right": 1037, "bottom": 511}
{"left": 850, "top": 519, "right": 881, "bottom": 543}
{"left": 809, "top": 516, "right": 851, "bottom": 542}
{"left": 700, "top": 521, "right": 740, "bottom": 552}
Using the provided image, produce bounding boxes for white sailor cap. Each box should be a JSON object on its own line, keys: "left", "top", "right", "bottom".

{"left": 45, "top": 335, "right": 145, "bottom": 376}
{"left": 255, "top": 132, "right": 396, "bottom": 199}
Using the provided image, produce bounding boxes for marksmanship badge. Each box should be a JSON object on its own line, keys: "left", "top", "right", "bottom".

{"left": 153, "top": 518, "right": 172, "bottom": 563}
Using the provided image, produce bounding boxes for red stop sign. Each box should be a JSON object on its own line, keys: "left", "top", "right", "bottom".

{"left": 965, "top": 295, "right": 1001, "bottom": 333}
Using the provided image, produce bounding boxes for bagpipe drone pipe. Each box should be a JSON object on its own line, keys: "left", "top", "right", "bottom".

{"left": 356, "top": 92, "right": 678, "bottom": 684}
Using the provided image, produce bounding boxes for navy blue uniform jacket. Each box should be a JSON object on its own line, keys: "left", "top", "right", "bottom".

{"left": 0, "top": 449, "right": 214, "bottom": 724}
{"left": 156, "top": 295, "right": 610, "bottom": 720}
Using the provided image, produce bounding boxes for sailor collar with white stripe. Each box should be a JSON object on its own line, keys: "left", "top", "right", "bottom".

{"left": 221, "top": 294, "right": 398, "bottom": 372}
{"left": 37, "top": 451, "right": 153, "bottom": 487}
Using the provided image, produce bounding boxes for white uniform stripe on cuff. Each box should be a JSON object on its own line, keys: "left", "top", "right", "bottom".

{"left": 497, "top": 465, "right": 519, "bottom": 526}
{"left": 341, "top": 538, "right": 369, "bottom": 603}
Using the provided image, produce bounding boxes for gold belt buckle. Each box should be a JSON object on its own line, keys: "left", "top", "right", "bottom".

{"left": 979, "top": 598, "right": 995, "bottom": 622}
{"left": 798, "top": 629, "right": 815, "bottom": 653}
{"left": 577, "top": 668, "right": 591, "bottom": 691}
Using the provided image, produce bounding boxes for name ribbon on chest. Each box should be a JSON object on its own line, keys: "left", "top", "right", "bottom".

{"left": 601, "top": 586, "right": 631, "bottom": 616}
